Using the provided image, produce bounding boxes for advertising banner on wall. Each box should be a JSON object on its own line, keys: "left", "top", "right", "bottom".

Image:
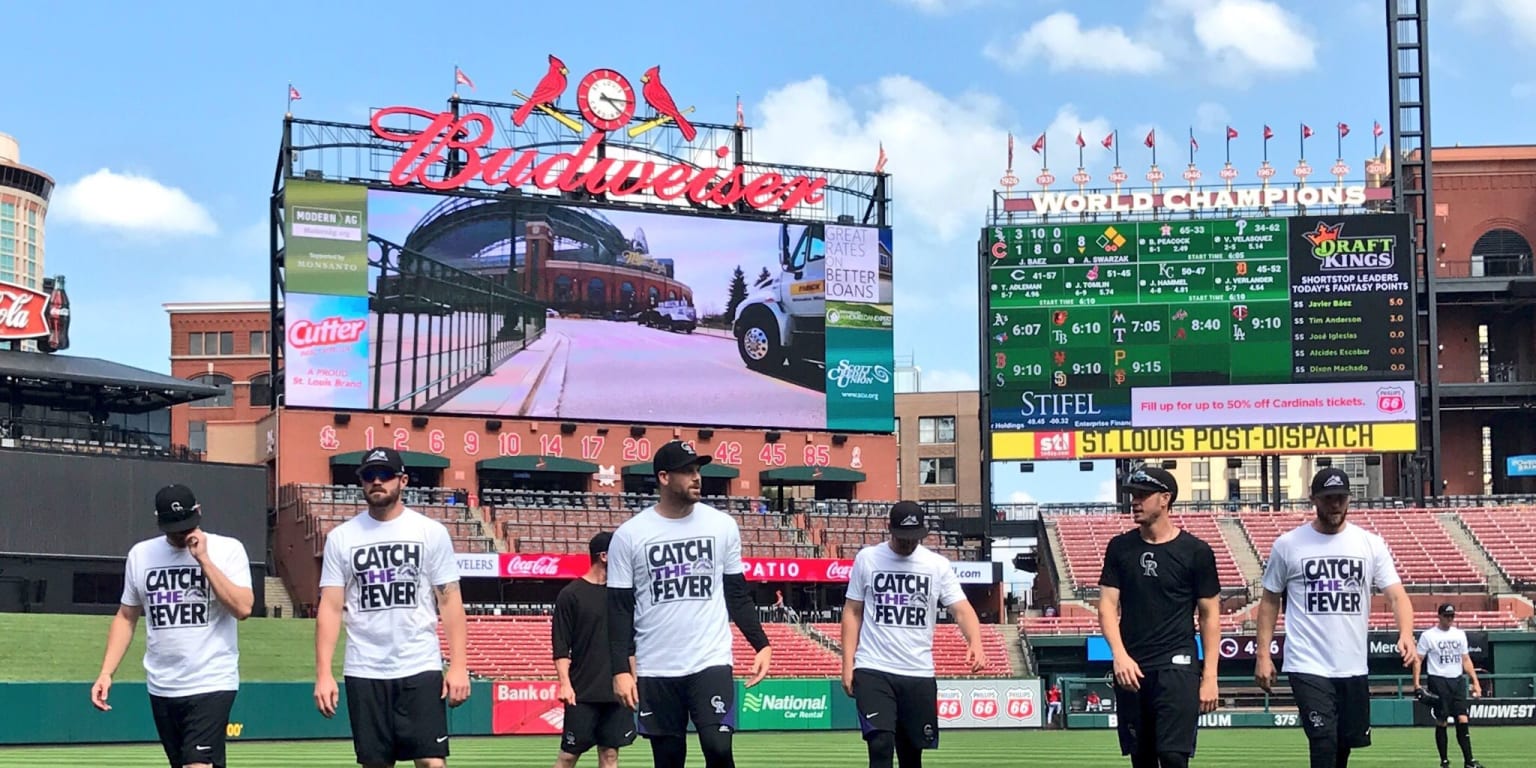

{"left": 284, "top": 179, "right": 369, "bottom": 296}
{"left": 490, "top": 681, "right": 564, "bottom": 735}
{"left": 498, "top": 553, "right": 1000, "bottom": 585}
{"left": 737, "top": 679, "right": 833, "bottom": 730}
{"left": 937, "top": 678, "right": 1042, "bottom": 729}
{"left": 1413, "top": 698, "right": 1536, "bottom": 727}
{"left": 283, "top": 293, "right": 371, "bottom": 409}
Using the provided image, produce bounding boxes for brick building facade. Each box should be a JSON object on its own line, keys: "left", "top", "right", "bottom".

{"left": 164, "top": 301, "right": 278, "bottom": 460}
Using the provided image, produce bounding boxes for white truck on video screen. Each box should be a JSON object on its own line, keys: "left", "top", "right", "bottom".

{"left": 733, "top": 222, "right": 892, "bottom": 372}
{"left": 642, "top": 299, "right": 697, "bottom": 333}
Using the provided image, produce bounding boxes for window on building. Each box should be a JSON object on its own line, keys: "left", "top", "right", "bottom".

{"left": 1470, "top": 228, "right": 1533, "bottom": 277}
{"left": 0, "top": 202, "right": 14, "bottom": 218}
{"left": 919, "top": 457, "right": 956, "bottom": 485}
{"left": 1192, "top": 488, "right": 1211, "bottom": 502}
{"left": 918, "top": 416, "right": 955, "bottom": 444}
{"left": 0, "top": 220, "right": 13, "bottom": 237}
{"left": 188, "top": 420, "right": 207, "bottom": 453}
{"left": 1192, "top": 460, "right": 1210, "bottom": 483}
{"left": 249, "top": 331, "right": 270, "bottom": 356}
{"left": 188, "top": 331, "right": 235, "bottom": 356}
{"left": 248, "top": 373, "right": 273, "bottom": 407}
{"left": 1239, "top": 459, "right": 1261, "bottom": 480}
{"left": 189, "top": 374, "right": 234, "bottom": 408}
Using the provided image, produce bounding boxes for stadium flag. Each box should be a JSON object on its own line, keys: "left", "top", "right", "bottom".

{"left": 1301, "top": 122, "right": 1314, "bottom": 159}
{"left": 1007, "top": 132, "right": 1014, "bottom": 171}
{"left": 736, "top": 94, "right": 744, "bottom": 128}
{"left": 1076, "top": 130, "right": 1085, "bottom": 167}
{"left": 1104, "top": 130, "right": 1118, "bottom": 167}
{"left": 1188, "top": 127, "right": 1198, "bottom": 163}
{"left": 287, "top": 83, "right": 301, "bottom": 112}
{"left": 875, "top": 142, "right": 887, "bottom": 174}
{"left": 1031, "top": 132, "right": 1046, "bottom": 169}
{"left": 1337, "top": 122, "right": 1349, "bottom": 158}
{"left": 1225, "top": 125, "right": 1238, "bottom": 163}
{"left": 1145, "top": 128, "right": 1156, "bottom": 166}
{"left": 1373, "top": 120, "right": 1383, "bottom": 155}
{"left": 455, "top": 66, "right": 475, "bottom": 92}
{"left": 1263, "top": 123, "right": 1273, "bottom": 162}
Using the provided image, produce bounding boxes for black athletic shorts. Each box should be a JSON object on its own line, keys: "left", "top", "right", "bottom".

{"left": 344, "top": 670, "right": 450, "bottom": 764}
{"left": 149, "top": 689, "right": 237, "bottom": 767}
{"left": 1426, "top": 675, "right": 1470, "bottom": 723}
{"left": 852, "top": 668, "right": 940, "bottom": 751}
{"left": 635, "top": 664, "right": 736, "bottom": 738}
{"left": 562, "top": 701, "right": 637, "bottom": 755}
{"left": 1113, "top": 667, "right": 1201, "bottom": 758}
{"left": 1289, "top": 673, "right": 1372, "bottom": 749}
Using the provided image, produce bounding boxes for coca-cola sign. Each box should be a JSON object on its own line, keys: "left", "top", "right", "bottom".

{"left": 742, "top": 557, "right": 854, "bottom": 583}
{"left": 499, "top": 553, "right": 591, "bottom": 580}
{"left": 0, "top": 280, "right": 51, "bottom": 341}
{"left": 287, "top": 316, "right": 367, "bottom": 349}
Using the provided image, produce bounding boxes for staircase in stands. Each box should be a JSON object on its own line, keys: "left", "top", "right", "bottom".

{"left": 1042, "top": 518, "right": 1077, "bottom": 601}
{"left": 1216, "top": 516, "right": 1265, "bottom": 588}
{"left": 263, "top": 577, "right": 296, "bottom": 618}
{"left": 1438, "top": 512, "right": 1514, "bottom": 594}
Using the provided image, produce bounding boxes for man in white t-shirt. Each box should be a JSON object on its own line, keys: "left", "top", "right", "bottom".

{"left": 91, "top": 484, "right": 254, "bottom": 768}
{"left": 1255, "top": 467, "right": 1416, "bottom": 768}
{"left": 313, "top": 447, "right": 469, "bottom": 768}
{"left": 606, "top": 440, "right": 771, "bottom": 768}
{"left": 842, "top": 501, "right": 986, "bottom": 768}
{"left": 1412, "top": 604, "right": 1485, "bottom": 768}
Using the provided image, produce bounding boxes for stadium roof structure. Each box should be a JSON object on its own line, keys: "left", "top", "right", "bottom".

{"left": 0, "top": 349, "right": 226, "bottom": 414}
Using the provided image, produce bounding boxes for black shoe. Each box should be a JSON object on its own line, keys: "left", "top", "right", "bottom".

{"left": 1440, "top": 760, "right": 1449, "bottom": 768}
{"left": 1465, "top": 761, "right": 1484, "bottom": 768}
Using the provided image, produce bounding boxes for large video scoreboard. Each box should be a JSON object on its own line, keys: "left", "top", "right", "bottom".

{"left": 983, "top": 212, "right": 1419, "bottom": 460}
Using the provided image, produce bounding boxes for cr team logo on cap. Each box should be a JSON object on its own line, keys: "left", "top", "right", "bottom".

{"left": 366, "top": 449, "right": 390, "bottom": 462}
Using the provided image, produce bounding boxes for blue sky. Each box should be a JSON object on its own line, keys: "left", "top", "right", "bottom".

{"left": 5, "top": 0, "right": 1533, "bottom": 505}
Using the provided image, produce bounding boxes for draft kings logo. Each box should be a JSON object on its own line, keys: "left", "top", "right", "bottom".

{"left": 369, "top": 55, "right": 831, "bottom": 214}
{"left": 1303, "top": 221, "right": 1397, "bottom": 272}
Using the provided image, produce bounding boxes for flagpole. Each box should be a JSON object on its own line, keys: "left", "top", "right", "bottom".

{"left": 453, "top": 64, "right": 459, "bottom": 96}
{"left": 1114, "top": 130, "right": 1120, "bottom": 167}
{"left": 1337, "top": 124, "right": 1343, "bottom": 160}
{"left": 1299, "top": 122, "right": 1305, "bottom": 161}
{"left": 1225, "top": 129, "right": 1231, "bottom": 165}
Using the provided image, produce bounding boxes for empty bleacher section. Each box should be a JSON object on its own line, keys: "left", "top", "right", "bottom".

{"left": 808, "top": 622, "right": 1013, "bottom": 678}
{"left": 284, "top": 484, "right": 498, "bottom": 556}
{"left": 1457, "top": 508, "right": 1536, "bottom": 588}
{"left": 1048, "top": 513, "right": 1249, "bottom": 593}
{"left": 1242, "top": 509, "right": 1485, "bottom": 590}
{"left": 482, "top": 490, "right": 817, "bottom": 558}
{"left": 804, "top": 501, "right": 980, "bottom": 562}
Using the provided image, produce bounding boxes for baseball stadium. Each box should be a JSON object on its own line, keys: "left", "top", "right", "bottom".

{"left": 4, "top": 5, "right": 1536, "bottom": 766}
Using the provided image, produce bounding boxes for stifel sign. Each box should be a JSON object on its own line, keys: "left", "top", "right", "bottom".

{"left": 370, "top": 106, "right": 829, "bottom": 214}
{"left": 0, "top": 280, "right": 52, "bottom": 341}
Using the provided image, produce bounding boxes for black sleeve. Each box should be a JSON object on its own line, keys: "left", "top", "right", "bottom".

{"left": 551, "top": 590, "right": 573, "bottom": 660}
{"left": 1195, "top": 540, "right": 1221, "bottom": 599}
{"left": 607, "top": 587, "right": 637, "bottom": 675}
{"left": 1098, "top": 537, "right": 1121, "bottom": 589}
{"left": 724, "top": 573, "right": 770, "bottom": 652}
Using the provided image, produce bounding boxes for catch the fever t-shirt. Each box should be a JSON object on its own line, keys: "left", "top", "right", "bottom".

{"left": 120, "top": 532, "right": 252, "bottom": 698}
{"left": 846, "top": 542, "right": 967, "bottom": 677}
{"left": 607, "top": 503, "right": 743, "bottom": 677}
{"left": 319, "top": 507, "right": 460, "bottom": 680}
{"left": 1261, "top": 522, "right": 1400, "bottom": 678}
{"left": 1417, "top": 625, "right": 1471, "bottom": 679}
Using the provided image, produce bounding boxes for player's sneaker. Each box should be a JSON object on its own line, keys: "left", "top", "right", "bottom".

{"left": 1440, "top": 760, "right": 1449, "bottom": 768}
{"left": 1465, "top": 761, "right": 1485, "bottom": 768}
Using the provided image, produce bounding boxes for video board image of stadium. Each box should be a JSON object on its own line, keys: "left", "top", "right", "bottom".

{"left": 983, "top": 212, "right": 1417, "bottom": 457}
{"left": 280, "top": 179, "right": 895, "bottom": 432}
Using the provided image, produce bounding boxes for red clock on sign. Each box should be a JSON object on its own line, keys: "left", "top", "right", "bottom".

{"left": 575, "top": 68, "right": 637, "bottom": 133}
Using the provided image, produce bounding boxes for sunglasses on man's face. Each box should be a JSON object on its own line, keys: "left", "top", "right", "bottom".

{"left": 359, "top": 468, "right": 398, "bottom": 484}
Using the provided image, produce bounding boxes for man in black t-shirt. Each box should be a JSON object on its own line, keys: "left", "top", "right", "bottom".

{"left": 553, "top": 533, "right": 635, "bottom": 768}
{"left": 1098, "top": 466, "right": 1222, "bottom": 768}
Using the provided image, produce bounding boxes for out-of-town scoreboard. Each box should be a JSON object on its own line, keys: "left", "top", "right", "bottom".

{"left": 982, "top": 212, "right": 1419, "bottom": 460}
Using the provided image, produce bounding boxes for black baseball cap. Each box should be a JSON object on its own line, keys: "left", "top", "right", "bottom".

{"left": 357, "top": 447, "right": 406, "bottom": 477}
{"left": 889, "top": 501, "right": 929, "bottom": 541}
{"left": 1123, "top": 466, "right": 1178, "bottom": 503}
{"left": 653, "top": 440, "right": 711, "bottom": 475}
{"left": 589, "top": 531, "right": 613, "bottom": 559}
{"left": 1311, "top": 467, "right": 1352, "bottom": 496}
{"left": 1439, "top": 603, "right": 1457, "bottom": 617}
{"left": 154, "top": 485, "right": 202, "bottom": 533}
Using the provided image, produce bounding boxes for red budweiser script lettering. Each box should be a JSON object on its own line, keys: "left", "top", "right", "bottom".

{"left": 0, "top": 282, "right": 51, "bottom": 341}
{"left": 370, "top": 107, "right": 829, "bottom": 213}
{"left": 287, "top": 317, "right": 367, "bottom": 349}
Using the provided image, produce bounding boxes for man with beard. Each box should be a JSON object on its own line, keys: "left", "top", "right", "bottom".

{"left": 1412, "top": 604, "right": 1486, "bottom": 768}
{"left": 314, "top": 447, "right": 470, "bottom": 768}
{"left": 1255, "top": 467, "right": 1416, "bottom": 768}
{"left": 1097, "top": 466, "right": 1222, "bottom": 768}
{"left": 91, "top": 485, "right": 254, "bottom": 768}
{"left": 606, "top": 440, "right": 771, "bottom": 768}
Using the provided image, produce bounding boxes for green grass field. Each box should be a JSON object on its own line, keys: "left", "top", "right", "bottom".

{"left": 0, "top": 614, "right": 343, "bottom": 682}
{"left": 0, "top": 728, "right": 1528, "bottom": 767}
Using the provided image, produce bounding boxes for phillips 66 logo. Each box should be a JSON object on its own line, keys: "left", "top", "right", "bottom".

{"left": 937, "top": 689, "right": 963, "bottom": 721}
{"left": 1376, "top": 386, "right": 1406, "bottom": 414}
{"left": 969, "top": 688, "right": 1000, "bottom": 720}
{"left": 1005, "top": 687, "right": 1035, "bottom": 720}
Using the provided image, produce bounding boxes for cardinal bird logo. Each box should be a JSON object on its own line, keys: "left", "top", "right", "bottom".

{"left": 1303, "top": 222, "right": 1344, "bottom": 247}
{"left": 512, "top": 55, "right": 570, "bottom": 127}
{"left": 640, "top": 66, "right": 697, "bottom": 142}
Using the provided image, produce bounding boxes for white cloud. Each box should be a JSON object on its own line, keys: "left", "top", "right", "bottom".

{"left": 1514, "top": 82, "right": 1536, "bottom": 99}
{"left": 985, "top": 12, "right": 1167, "bottom": 74}
{"left": 753, "top": 76, "right": 1009, "bottom": 241}
{"left": 918, "top": 368, "right": 979, "bottom": 392}
{"left": 52, "top": 169, "right": 218, "bottom": 236}
{"left": 1456, "top": 0, "right": 1536, "bottom": 44}
{"left": 1028, "top": 105, "right": 1115, "bottom": 175}
{"left": 170, "top": 275, "right": 268, "bottom": 303}
{"left": 1194, "top": 102, "right": 1230, "bottom": 134}
{"left": 1184, "top": 0, "right": 1316, "bottom": 78}
{"left": 1008, "top": 489, "right": 1036, "bottom": 504}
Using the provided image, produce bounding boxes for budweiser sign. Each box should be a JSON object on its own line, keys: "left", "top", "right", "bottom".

{"left": 287, "top": 316, "right": 367, "bottom": 349}
{"left": 0, "top": 280, "right": 51, "bottom": 341}
{"left": 370, "top": 106, "right": 829, "bottom": 214}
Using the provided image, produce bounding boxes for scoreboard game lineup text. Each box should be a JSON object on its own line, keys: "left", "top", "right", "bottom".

{"left": 982, "top": 212, "right": 1418, "bottom": 460}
